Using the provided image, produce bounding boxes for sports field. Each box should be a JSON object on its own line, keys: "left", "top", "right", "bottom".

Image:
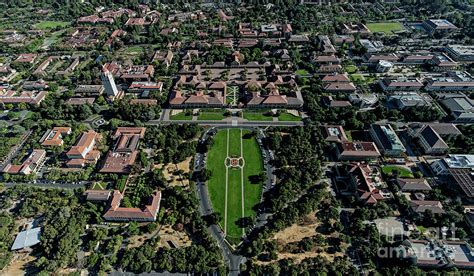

{"left": 366, "top": 22, "right": 404, "bottom": 34}
{"left": 207, "top": 129, "right": 264, "bottom": 242}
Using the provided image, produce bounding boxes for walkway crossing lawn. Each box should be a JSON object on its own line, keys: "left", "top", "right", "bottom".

{"left": 206, "top": 129, "right": 264, "bottom": 243}
{"left": 366, "top": 22, "right": 404, "bottom": 34}
{"left": 198, "top": 112, "right": 225, "bottom": 121}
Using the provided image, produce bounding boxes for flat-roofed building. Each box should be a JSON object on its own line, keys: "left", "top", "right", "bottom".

{"left": 336, "top": 141, "right": 381, "bottom": 160}
{"left": 100, "top": 127, "right": 145, "bottom": 173}
{"left": 440, "top": 96, "right": 474, "bottom": 123}
{"left": 370, "top": 124, "right": 406, "bottom": 156}
{"left": 40, "top": 127, "right": 71, "bottom": 147}
{"left": 446, "top": 45, "right": 474, "bottom": 62}
{"left": 426, "top": 72, "right": 474, "bottom": 93}
{"left": 74, "top": 85, "right": 104, "bottom": 96}
{"left": 387, "top": 92, "right": 431, "bottom": 110}
{"left": 431, "top": 154, "right": 474, "bottom": 175}
{"left": 379, "top": 78, "right": 423, "bottom": 92}
{"left": 321, "top": 125, "right": 348, "bottom": 143}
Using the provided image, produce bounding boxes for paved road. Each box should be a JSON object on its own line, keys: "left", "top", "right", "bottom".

{"left": 148, "top": 119, "right": 303, "bottom": 127}
{"left": 194, "top": 128, "right": 245, "bottom": 275}
{"left": 2, "top": 181, "right": 89, "bottom": 190}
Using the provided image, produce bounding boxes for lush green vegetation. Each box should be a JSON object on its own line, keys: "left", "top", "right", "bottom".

{"left": 206, "top": 129, "right": 264, "bottom": 242}
{"left": 197, "top": 112, "right": 225, "bottom": 121}
{"left": 278, "top": 112, "right": 301, "bottom": 122}
{"left": 34, "top": 21, "right": 69, "bottom": 30}
{"left": 366, "top": 22, "right": 404, "bottom": 34}
{"left": 381, "top": 165, "right": 414, "bottom": 178}
{"left": 170, "top": 111, "right": 193, "bottom": 121}
{"left": 243, "top": 112, "right": 273, "bottom": 121}
{"left": 0, "top": 213, "right": 14, "bottom": 270}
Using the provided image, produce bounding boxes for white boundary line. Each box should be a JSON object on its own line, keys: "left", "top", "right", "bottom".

{"left": 224, "top": 129, "right": 229, "bottom": 235}
{"left": 240, "top": 129, "right": 245, "bottom": 236}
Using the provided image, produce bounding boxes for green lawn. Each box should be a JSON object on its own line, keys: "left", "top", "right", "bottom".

{"left": 243, "top": 112, "right": 274, "bottom": 121}
{"left": 345, "top": 65, "right": 358, "bottom": 74}
{"left": 198, "top": 112, "right": 225, "bottom": 121}
{"left": 366, "top": 22, "right": 404, "bottom": 34}
{"left": 206, "top": 129, "right": 264, "bottom": 243}
{"left": 241, "top": 129, "right": 264, "bottom": 224}
{"left": 170, "top": 112, "right": 193, "bottom": 121}
{"left": 382, "top": 165, "right": 414, "bottom": 178}
{"left": 125, "top": 46, "right": 144, "bottom": 54}
{"left": 34, "top": 21, "right": 69, "bottom": 30}
{"left": 296, "top": 69, "right": 309, "bottom": 76}
{"left": 278, "top": 113, "right": 301, "bottom": 122}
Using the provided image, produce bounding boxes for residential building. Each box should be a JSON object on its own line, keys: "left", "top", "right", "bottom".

{"left": 39, "top": 127, "right": 71, "bottom": 147}
{"left": 0, "top": 89, "right": 47, "bottom": 105}
{"left": 152, "top": 50, "right": 174, "bottom": 67}
{"left": 3, "top": 149, "right": 46, "bottom": 175}
{"left": 103, "top": 190, "right": 161, "bottom": 222}
{"left": 370, "top": 124, "right": 406, "bottom": 156}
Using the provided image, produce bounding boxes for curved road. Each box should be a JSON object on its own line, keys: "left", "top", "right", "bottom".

{"left": 193, "top": 127, "right": 275, "bottom": 275}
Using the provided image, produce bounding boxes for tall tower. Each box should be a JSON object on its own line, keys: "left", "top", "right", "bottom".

{"left": 101, "top": 67, "right": 119, "bottom": 98}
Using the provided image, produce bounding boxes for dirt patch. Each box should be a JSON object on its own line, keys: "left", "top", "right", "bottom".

{"left": 157, "top": 225, "right": 191, "bottom": 249}
{"left": 256, "top": 213, "right": 346, "bottom": 265}
{"left": 1, "top": 253, "right": 35, "bottom": 276}
{"left": 273, "top": 213, "right": 319, "bottom": 244}
{"left": 154, "top": 157, "right": 192, "bottom": 187}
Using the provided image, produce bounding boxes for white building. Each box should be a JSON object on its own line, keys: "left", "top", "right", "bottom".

{"left": 101, "top": 68, "right": 119, "bottom": 98}
{"left": 431, "top": 155, "right": 474, "bottom": 175}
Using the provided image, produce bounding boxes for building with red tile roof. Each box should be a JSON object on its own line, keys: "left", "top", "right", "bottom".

{"left": 3, "top": 149, "right": 46, "bottom": 175}
{"left": 66, "top": 130, "right": 100, "bottom": 168}
{"left": 40, "top": 127, "right": 71, "bottom": 147}
{"left": 349, "top": 163, "right": 390, "bottom": 205}
{"left": 100, "top": 127, "right": 145, "bottom": 173}
{"left": 103, "top": 190, "right": 161, "bottom": 222}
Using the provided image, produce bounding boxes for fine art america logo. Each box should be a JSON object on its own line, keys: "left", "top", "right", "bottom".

{"left": 377, "top": 223, "right": 458, "bottom": 259}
